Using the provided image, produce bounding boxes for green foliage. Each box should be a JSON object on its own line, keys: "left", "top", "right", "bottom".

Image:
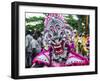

{"left": 26, "top": 14, "right": 89, "bottom": 34}
{"left": 26, "top": 16, "right": 44, "bottom": 22}
{"left": 65, "top": 15, "right": 89, "bottom": 34}
{"left": 65, "top": 15, "right": 79, "bottom": 30}
{"left": 26, "top": 16, "right": 44, "bottom": 32}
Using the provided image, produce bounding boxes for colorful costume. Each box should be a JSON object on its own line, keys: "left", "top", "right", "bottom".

{"left": 32, "top": 13, "right": 89, "bottom": 67}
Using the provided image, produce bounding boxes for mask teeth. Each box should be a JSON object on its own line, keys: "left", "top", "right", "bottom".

{"left": 54, "top": 44, "right": 61, "bottom": 49}
{"left": 54, "top": 45, "right": 64, "bottom": 54}
{"left": 55, "top": 49, "right": 64, "bottom": 54}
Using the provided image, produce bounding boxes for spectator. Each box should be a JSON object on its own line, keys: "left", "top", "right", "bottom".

{"left": 25, "top": 30, "right": 33, "bottom": 68}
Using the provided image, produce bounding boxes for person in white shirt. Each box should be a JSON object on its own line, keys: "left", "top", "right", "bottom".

{"left": 25, "top": 31, "right": 33, "bottom": 68}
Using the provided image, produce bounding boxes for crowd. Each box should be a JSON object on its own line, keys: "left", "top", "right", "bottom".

{"left": 25, "top": 30, "right": 43, "bottom": 68}
{"left": 72, "top": 32, "right": 90, "bottom": 57}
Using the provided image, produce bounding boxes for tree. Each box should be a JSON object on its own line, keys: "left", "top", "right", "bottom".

{"left": 26, "top": 16, "right": 44, "bottom": 33}
{"left": 26, "top": 14, "right": 89, "bottom": 35}
{"left": 65, "top": 15, "right": 89, "bottom": 34}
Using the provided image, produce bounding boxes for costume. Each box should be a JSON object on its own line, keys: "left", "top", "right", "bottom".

{"left": 32, "top": 13, "right": 89, "bottom": 67}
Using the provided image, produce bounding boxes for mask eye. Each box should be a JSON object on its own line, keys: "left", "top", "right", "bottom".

{"left": 55, "top": 25, "right": 60, "bottom": 30}
{"left": 50, "top": 26, "right": 54, "bottom": 31}
{"left": 52, "top": 39, "right": 55, "bottom": 42}
{"left": 51, "top": 38, "right": 56, "bottom": 44}
{"left": 60, "top": 31, "right": 64, "bottom": 37}
{"left": 59, "top": 37, "right": 62, "bottom": 41}
{"left": 61, "top": 32, "right": 63, "bottom": 34}
{"left": 48, "top": 34, "right": 52, "bottom": 38}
